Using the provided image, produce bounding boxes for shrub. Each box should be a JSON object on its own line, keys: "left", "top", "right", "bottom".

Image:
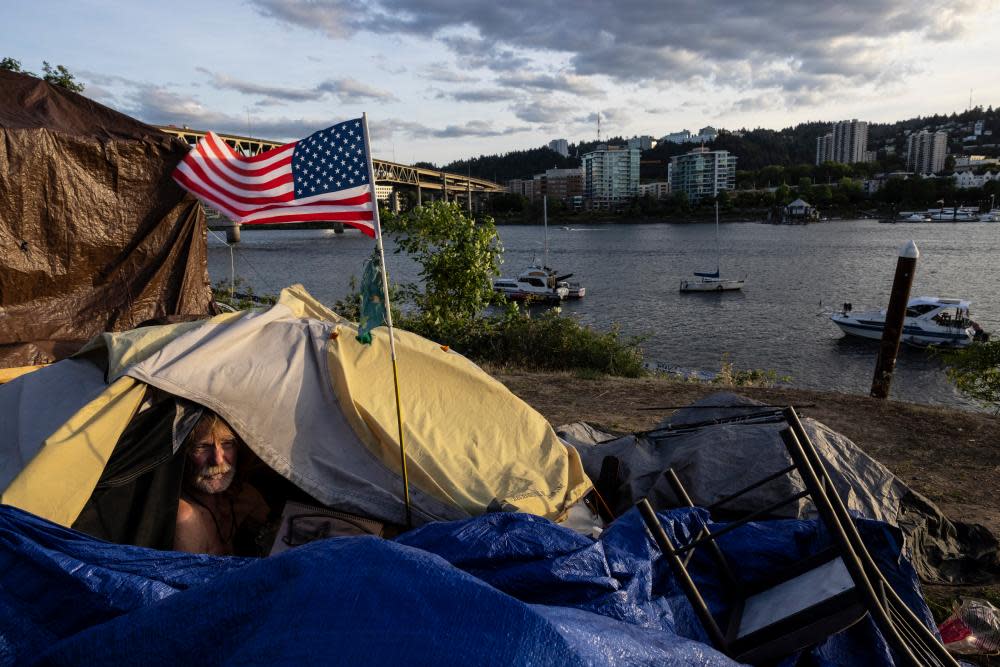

{"left": 941, "top": 341, "right": 1000, "bottom": 413}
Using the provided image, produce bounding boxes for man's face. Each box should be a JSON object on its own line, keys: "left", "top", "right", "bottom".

{"left": 185, "top": 417, "right": 238, "bottom": 494}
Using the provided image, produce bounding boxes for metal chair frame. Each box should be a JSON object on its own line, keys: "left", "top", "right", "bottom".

{"left": 637, "top": 406, "right": 958, "bottom": 666}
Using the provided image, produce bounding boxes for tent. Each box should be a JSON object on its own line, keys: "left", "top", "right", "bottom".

{"left": 0, "top": 286, "right": 591, "bottom": 546}
{"left": 560, "top": 392, "right": 1000, "bottom": 585}
{"left": 0, "top": 69, "right": 212, "bottom": 368}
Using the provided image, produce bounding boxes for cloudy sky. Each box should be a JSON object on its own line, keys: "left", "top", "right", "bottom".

{"left": 5, "top": 1, "right": 1000, "bottom": 164}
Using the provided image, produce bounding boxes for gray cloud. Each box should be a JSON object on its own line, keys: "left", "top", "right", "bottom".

{"left": 195, "top": 68, "right": 397, "bottom": 104}
{"left": 511, "top": 97, "right": 577, "bottom": 124}
{"left": 421, "top": 61, "right": 480, "bottom": 83}
{"left": 317, "top": 77, "right": 398, "bottom": 103}
{"left": 439, "top": 88, "right": 512, "bottom": 103}
{"left": 196, "top": 68, "right": 323, "bottom": 101}
{"left": 249, "top": 0, "right": 989, "bottom": 102}
{"left": 496, "top": 72, "right": 603, "bottom": 97}
{"left": 249, "top": 0, "right": 357, "bottom": 38}
{"left": 383, "top": 118, "right": 529, "bottom": 139}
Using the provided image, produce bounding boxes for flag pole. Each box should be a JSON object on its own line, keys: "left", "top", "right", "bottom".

{"left": 361, "top": 113, "right": 412, "bottom": 528}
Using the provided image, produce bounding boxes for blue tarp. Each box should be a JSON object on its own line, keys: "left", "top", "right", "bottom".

{"left": 0, "top": 505, "right": 934, "bottom": 666}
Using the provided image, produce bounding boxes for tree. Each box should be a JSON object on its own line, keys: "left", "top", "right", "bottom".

{"left": 384, "top": 201, "right": 502, "bottom": 324}
{"left": 0, "top": 57, "right": 31, "bottom": 74}
{"left": 716, "top": 189, "right": 733, "bottom": 210}
{"left": 942, "top": 341, "right": 1000, "bottom": 413}
{"left": 41, "top": 61, "right": 84, "bottom": 92}
{"left": 1, "top": 57, "right": 84, "bottom": 92}
{"left": 775, "top": 183, "right": 792, "bottom": 204}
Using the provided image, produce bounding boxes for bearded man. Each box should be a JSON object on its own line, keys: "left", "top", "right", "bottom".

{"left": 173, "top": 412, "right": 269, "bottom": 555}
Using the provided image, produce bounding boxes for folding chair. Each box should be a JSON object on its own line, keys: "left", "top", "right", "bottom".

{"left": 637, "top": 406, "right": 958, "bottom": 666}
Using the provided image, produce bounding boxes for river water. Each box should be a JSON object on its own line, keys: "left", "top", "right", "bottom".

{"left": 208, "top": 220, "right": 1000, "bottom": 409}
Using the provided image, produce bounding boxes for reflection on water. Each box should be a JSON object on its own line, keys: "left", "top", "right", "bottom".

{"left": 209, "top": 220, "right": 1000, "bottom": 409}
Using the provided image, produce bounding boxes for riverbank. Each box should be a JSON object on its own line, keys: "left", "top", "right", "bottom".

{"left": 495, "top": 368, "right": 999, "bottom": 532}
{"left": 494, "top": 368, "right": 1000, "bottom": 612}
{"left": 492, "top": 205, "right": 881, "bottom": 226}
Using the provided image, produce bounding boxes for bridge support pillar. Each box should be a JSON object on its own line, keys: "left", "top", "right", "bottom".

{"left": 226, "top": 224, "right": 241, "bottom": 243}
{"left": 333, "top": 222, "right": 345, "bottom": 234}
{"left": 417, "top": 183, "right": 422, "bottom": 207}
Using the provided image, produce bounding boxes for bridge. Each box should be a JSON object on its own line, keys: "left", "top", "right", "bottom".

{"left": 157, "top": 125, "right": 504, "bottom": 207}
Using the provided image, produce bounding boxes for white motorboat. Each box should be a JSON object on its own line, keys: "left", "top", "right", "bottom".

{"left": 980, "top": 210, "right": 1000, "bottom": 222}
{"left": 492, "top": 274, "right": 569, "bottom": 303}
{"left": 493, "top": 195, "right": 584, "bottom": 302}
{"left": 900, "top": 212, "right": 929, "bottom": 222}
{"left": 928, "top": 207, "right": 979, "bottom": 222}
{"left": 830, "top": 296, "right": 989, "bottom": 348}
{"left": 680, "top": 202, "right": 745, "bottom": 293}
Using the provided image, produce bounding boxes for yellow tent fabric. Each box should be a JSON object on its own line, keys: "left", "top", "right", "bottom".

{"left": 1, "top": 377, "right": 146, "bottom": 525}
{"left": 327, "top": 320, "right": 591, "bottom": 520}
{"left": 2, "top": 285, "right": 591, "bottom": 527}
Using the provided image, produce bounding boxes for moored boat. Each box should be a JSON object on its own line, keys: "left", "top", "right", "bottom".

{"left": 679, "top": 273, "right": 745, "bottom": 292}
{"left": 830, "top": 296, "right": 989, "bottom": 348}
{"left": 680, "top": 202, "right": 745, "bottom": 293}
{"left": 493, "top": 270, "right": 569, "bottom": 303}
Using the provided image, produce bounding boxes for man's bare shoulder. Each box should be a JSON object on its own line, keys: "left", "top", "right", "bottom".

{"left": 174, "top": 498, "right": 220, "bottom": 554}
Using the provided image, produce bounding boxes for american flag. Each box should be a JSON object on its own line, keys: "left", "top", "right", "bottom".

{"left": 173, "top": 118, "right": 376, "bottom": 237}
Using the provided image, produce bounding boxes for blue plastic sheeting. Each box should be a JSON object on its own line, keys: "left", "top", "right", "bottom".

{"left": 0, "top": 504, "right": 934, "bottom": 666}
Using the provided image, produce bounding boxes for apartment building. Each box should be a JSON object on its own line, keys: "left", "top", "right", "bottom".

{"left": 582, "top": 145, "right": 640, "bottom": 209}
{"left": 906, "top": 131, "right": 948, "bottom": 174}
{"left": 668, "top": 147, "right": 737, "bottom": 201}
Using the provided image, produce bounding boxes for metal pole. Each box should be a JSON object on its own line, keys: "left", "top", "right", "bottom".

{"left": 870, "top": 240, "right": 919, "bottom": 399}
{"left": 543, "top": 195, "right": 548, "bottom": 267}
{"left": 361, "top": 113, "right": 412, "bottom": 527}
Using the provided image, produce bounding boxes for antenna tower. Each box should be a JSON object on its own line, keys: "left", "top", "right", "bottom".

{"left": 597, "top": 112, "right": 601, "bottom": 142}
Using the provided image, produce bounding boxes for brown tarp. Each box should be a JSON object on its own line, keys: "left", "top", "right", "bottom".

{"left": 0, "top": 70, "right": 212, "bottom": 367}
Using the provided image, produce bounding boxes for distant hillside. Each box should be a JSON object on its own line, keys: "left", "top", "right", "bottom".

{"left": 439, "top": 106, "right": 999, "bottom": 182}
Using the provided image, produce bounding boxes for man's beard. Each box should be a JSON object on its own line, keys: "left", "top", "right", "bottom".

{"left": 191, "top": 463, "right": 235, "bottom": 494}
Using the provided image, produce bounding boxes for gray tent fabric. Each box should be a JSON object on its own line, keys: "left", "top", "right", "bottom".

{"left": 559, "top": 392, "right": 1000, "bottom": 585}
{"left": 124, "top": 303, "right": 467, "bottom": 526}
{"left": 0, "top": 358, "right": 110, "bottom": 491}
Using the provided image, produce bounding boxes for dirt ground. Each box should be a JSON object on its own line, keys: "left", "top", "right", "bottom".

{"left": 494, "top": 368, "right": 1000, "bottom": 634}
{"left": 495, "top": 369, "right": 1000, "bottom": 534}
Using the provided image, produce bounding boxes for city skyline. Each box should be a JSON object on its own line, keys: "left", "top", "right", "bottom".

{"left": 4, "top": 0, "right": 1000, "bottom": 165}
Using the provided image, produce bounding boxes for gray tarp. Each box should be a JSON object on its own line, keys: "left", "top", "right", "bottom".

{"left": 559, "top": 392, "right": 1000, "bottom": 585}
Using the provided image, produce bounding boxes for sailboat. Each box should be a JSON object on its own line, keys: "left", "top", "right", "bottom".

{"left": 679, "top": 202, "right": 745, "bottom": 292}
{"left": 492, "top": 196, "right": 586, "bottom": 301}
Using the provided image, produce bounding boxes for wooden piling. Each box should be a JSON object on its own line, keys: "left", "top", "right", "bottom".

{"left": 870, "top": 240, "right": 919, "bottom": 399}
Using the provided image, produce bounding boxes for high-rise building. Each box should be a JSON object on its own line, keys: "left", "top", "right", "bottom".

{"left": 816, "top": 120, "right": 869, "bottom": 164}
{"left": 547, "top": 139, "right": 570, "bottom": 157}
{"left": 582, "top": 145, "right": 640, "bottom": 209}
{"left": 815, "top": 133, "right": 833, "bottom": 165}
{"left": 831, "top": 119, "right": 869, "bottom": 164}
{"left": 906, "top": 131, "right": 948, "bottom": 174}
{"left": 536, "top": 167, "right": 585, "bottom": 200}
{"left": 507, "top": 178, "right": 538, "bottom": 201}
{"left": 697, "top": 126, "right": 719, "bottom": 141}
{"left": 627, "top": 135, "right": 656, "bottom": 151}
{"left": 660, "top": 130, "right": 692, "bottom": 144}
{"left": 668, "top": 147, "right": 737, "bottom": 202}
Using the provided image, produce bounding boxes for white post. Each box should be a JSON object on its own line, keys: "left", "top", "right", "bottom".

{"left": 361, "top": 113, "right": 412, "bottom": 527}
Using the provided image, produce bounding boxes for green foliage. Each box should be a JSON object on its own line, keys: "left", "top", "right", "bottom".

{"left": 211, "top": 278, "right": 277, "bottom": 311}
{"left": 384, "top": 201, "right": 503, "bottom": 324}
{"left": 941, "top": 341, "right": 1000, "bottom": 413}
{"left": 1, "top": 57, "right": 84, "bottom": 92}
{"left": 403, "top": 307, "right": 647, "bottom": 378}
{"left": 41, "top": 61, "right": 84, "bottom": 92}
{"left": 1, "top": 57, "right": 28, "bottom": 74}
{"left": 715, "top": 354, "right": 790, "bottom": 387}
{"left": 443, "top": 146, "right": 579, "bottom": 183}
